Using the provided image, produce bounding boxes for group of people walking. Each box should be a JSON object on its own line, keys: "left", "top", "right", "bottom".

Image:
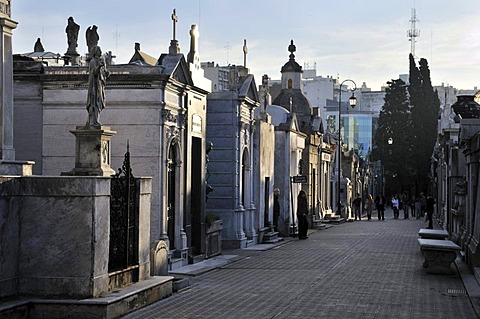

{"left": 295, "top": 189, "right": 437, "bottom": 240}
{"left": 352, "top": 192, "right": 436, "bottom": 228}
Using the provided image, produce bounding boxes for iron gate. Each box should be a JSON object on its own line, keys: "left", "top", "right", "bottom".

{"left": 108, "top": 145, "right": 138, "bottom": 272}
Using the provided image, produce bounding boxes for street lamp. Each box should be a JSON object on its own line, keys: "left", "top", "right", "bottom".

{"left": 337, "top": 79, "right": 357, "bottom": 216}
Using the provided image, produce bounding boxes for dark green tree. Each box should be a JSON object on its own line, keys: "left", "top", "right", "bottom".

{"left": 371, "top": 78, "right": 413, "bottom": 195}
{"left": 409, "top": 54, "right": 440, "bottom": 194}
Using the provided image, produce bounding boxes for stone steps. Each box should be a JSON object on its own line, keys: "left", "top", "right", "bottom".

{"left": 323, "top": 214, "right": 345, "bottom": 224}
{"left": 0, "top": 276, "right": 174, "bottom": 319}
{"left": 262, "top": 231, "right": 283, "bottom": 244}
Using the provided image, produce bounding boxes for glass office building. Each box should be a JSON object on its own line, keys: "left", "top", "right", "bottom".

{"left": 342, "top": 115, "right": 377, "bottom": 159}
{"left": 325, "top": 106, "right": 378, "bottom": 160}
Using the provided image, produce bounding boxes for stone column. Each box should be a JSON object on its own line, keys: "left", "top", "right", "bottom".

{"left": 0, "top": 9, "right": 17, "bottom": 161}
{"left": 0, "top": 4, "right": 35, "bottom": 176}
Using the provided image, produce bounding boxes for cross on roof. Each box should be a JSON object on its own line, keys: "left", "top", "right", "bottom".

{"left": 172, "top": 9, "right": 178, "bottom": 40}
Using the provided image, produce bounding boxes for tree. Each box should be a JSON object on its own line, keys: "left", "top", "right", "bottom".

{"left": 371, "top": 78, "right": 413, "bottom": 195}
{"left": 409, "top": 54, "right": 440, "bottom": 194}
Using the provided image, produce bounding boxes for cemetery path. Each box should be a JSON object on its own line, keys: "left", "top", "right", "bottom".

{"left": 122, "top": 208, "right": 480, "bottom": 319}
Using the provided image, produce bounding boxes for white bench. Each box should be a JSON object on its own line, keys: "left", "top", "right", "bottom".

{"left": 417, "top": 238, "right": 460, "bottom": 274}
{"left": 418, "top": 229, "right": 449, "bottom": 240}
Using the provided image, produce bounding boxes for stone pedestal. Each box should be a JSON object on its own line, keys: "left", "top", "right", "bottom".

{"left": 63, "top": 52, "right": 80, "bottom": 66}
{"left": 62, "top": 125, "right": 116, "bottom": 176}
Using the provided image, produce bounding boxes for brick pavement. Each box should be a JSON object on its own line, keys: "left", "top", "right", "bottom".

{"left": 122, "top": 209, "right": 479, "bottom": 319}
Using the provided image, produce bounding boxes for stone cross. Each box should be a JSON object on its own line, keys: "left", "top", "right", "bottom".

{"left": 243, "top": 39, "right": 248, "bottom": 68}
{"left": 171, "top": 9, "right": 178, "bottom": 40}
{"left": 187, "top": 24, "right": 199, "bottom": 67}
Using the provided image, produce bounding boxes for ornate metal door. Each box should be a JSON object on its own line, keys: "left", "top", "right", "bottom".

{"left": 109, "top": 146, "right": 138, "bottom": 272}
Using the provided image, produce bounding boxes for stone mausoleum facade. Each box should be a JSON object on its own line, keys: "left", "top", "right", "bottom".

{"left": 12, "top": 15, "right": 211, "bottom": 271}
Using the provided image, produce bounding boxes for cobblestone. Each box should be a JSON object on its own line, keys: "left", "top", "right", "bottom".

{"left": 122, "top": 209, "right": 479, "bottom": 319}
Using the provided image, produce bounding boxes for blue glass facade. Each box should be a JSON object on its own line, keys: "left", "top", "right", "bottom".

{"left": 342, "top": 115, "right": 376, "bottom": 159}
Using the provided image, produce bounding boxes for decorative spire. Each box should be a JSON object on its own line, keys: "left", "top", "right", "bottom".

{"left": 288, "top": 39, "right": 296, "bottom": 60}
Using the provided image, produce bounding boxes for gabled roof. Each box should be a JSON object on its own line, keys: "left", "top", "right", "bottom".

{"left": 129, "top": 50, "right": 157, "bottom": 66}
{"left": 311, "top": 116, "right": 324, "bottom": 134}
{"left": 157, "top": 53, "right": 193, "bottom": 86}
{"left": 237, "top": 74, "right": 259, "bottom": 103}
{"left": 129, "top": 43, "right": 158, "bottom": 66}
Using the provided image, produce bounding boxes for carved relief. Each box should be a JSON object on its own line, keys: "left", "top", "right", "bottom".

{"left": 165, "top": 125, "right": 179, "bottom": 141}
{"left": 243, "top": 125, "right": 250, "bottom": 146}
{"left": 162, "top": 109, "right": 177, "bottom": 123}
{"left": 181, "top": 112, "right": 188, "bottom": 127}
{"left": 102, "top": 141, "right": 110, "bottom": 164}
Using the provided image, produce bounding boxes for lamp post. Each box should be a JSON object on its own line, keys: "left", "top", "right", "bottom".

{"left": 337, "top": 79, "right": 357, "bottom": 216}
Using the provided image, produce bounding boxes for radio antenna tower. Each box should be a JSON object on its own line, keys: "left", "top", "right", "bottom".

{"left": 407, "top": 8, "right": 420, "bottom": 58}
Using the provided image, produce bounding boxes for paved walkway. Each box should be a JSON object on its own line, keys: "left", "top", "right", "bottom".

{"left": 122, "top": 209, "right": 480, "bottom": 319}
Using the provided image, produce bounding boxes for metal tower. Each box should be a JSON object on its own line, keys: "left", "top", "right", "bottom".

{"left": 407, "top": 8, "right": 420, "bottom": 58}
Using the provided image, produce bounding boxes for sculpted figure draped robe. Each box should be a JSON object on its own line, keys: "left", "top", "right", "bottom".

{"left": 86, "top": 46, "right": 110, "bottom": 127}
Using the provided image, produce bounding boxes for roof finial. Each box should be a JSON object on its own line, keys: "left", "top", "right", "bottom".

{"left": 288, "top": 39, "right": 296, "bottom": 60}
{"left": 243, "top": 39, "right": 248, "bottom": 68}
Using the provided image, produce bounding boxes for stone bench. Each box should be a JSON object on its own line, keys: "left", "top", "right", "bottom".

{"left": 418, "top": 228, "right": 449, "bottom": 240}
{"left": 417, "top": 238, "right": 461, "bottom": 274}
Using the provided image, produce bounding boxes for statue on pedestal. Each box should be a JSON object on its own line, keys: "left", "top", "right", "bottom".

{"left": 86, "top": 25, "right": 99, "bottom": 57}
{"left": 86, "top": 45, "right": 110, "bottom": 127}
{"left": 65, "top": 16, "right": 80, "bottom": 55}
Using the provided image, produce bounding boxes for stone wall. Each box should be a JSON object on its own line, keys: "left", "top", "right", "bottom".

{"left": 0, "top": 176, "right": 151, "bottom": 299}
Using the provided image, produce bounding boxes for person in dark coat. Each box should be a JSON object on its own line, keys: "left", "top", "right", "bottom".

{"left": 353, "top": 193, "right": 362, "bottom": 220}
{"left": 374, "top": 193, "right": 386, "bottom": 221}
{"left": 296, "top": 190, "right": 309, "bottom": 239}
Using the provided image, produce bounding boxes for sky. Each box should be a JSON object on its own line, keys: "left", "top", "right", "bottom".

{"left": 10, "top": 0, "right": 480, "bottom": 91}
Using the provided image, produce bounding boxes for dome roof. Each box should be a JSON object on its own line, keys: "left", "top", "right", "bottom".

{"left": 265, "top": 105, "right": 290, "bottom": 126}
{"left": 272, "top": 89, "right": 313, "bottom": 114}
{"left": 281, "top": 59, "right": 302, "bottom": 73}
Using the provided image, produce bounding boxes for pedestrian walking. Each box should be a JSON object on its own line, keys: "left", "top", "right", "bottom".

{"left": 353, "top": 193, "right": 362, "bottom": 221}
{"left": 420, "top": 192, "right": 427, "bottom": 217}
{"left": 409, "top": 195, "right": 416, "bottom": 218}
{"left": 374, "top": 193, "right": 386, "bottom": 221}
{"left": 415, "top": 197, "right": 421, "bottom": 220}
{"left": 365, "top": 194, "right": 374, "bottom": 220}
{"left": 402, "top": 193, "right": 410, "bottom": 219}
{"left": 426, "top": 194, "right": 435, "bottom": 229}
{"left": 297, "top": 190, "right": 309, "bottom": 239}
{"left": 392, "top": 195, "right": 400, "bottom": 219}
